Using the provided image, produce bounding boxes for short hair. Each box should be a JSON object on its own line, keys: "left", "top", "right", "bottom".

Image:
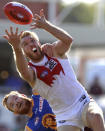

{"left": 2, "top": 91, "right": 19, "bottom": 112}
{"left": 20, "top": 31, "right": 39, "bottom": 41}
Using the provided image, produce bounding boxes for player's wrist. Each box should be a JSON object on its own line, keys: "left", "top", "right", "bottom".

{"left": 12, "top": 46, "right": 22, "bottom": 52}
{"left": 42, "top": 20, "right": 51, "bottom": 30}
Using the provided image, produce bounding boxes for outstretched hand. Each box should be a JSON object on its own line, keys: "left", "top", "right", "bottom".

{"left": 30, "top": 9, "right": 47, "bottom": 30}
{"left": 3, "top": 26, "right": 23, "bottom": 49}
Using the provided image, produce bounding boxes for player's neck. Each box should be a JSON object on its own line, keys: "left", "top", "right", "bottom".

{"left": 32, "top": 53, "right": 44, "bottom": 63}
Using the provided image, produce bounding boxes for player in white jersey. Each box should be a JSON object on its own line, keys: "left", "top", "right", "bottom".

{"left": 3, "top": 9, "right": 105, "bottom": 131}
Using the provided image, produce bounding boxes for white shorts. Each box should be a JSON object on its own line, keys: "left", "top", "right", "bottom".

{"left": 56, "top": 94, "right": 90, "bottom": 130}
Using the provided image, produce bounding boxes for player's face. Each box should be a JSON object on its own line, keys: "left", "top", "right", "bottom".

{"left": 7, "top": 94, "right": 31, "bottom": 115}
{"left": 21, "top": 35, "right": 43, "bottom": 62}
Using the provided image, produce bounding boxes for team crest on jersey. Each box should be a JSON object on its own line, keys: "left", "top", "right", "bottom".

{"left": 40, "top": 70, "right": 48, "bottom": 78}
{"left": 42, "top": 113, "right": 57, "bottom": 130}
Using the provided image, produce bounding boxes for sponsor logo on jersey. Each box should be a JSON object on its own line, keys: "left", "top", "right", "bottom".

{"left": 34, "top": 108, "right": 38, "bottom": 114}
{"left": 39, "top": 97, "right": 43, "bottom": 112}
{"left": 34, "top": 117, "right": 39, "bottom": 126}
{"left": 45, "top": 59, "right": 57, "bottom": 71}
{"left": 58, "top": 120, "right": 66, "bottom": 123}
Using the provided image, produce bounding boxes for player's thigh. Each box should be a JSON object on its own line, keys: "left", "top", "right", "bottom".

{"left": 58, "top": 125, "right": 81, "bottom": 131}
{"left": 82, "top": 99, "right": 104, "bottom": 127}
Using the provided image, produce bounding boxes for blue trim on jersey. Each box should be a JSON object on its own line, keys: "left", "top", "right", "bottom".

{"left": 26, "top": 95, "right": 56, "bottom": 131}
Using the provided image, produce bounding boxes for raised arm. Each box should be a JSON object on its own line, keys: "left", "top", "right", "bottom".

{"left": 3, "top": 27, "right": 35, "bottom": 87}
{"left": 31, "top": 9, "right": 73, "bottom": 58}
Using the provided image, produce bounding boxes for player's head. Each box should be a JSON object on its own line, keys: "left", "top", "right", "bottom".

{"left": 2, "top": 91, "right": 31, "bottom": 115}
{"left": 20, "top": 31, "right": 43, "bottom": 62}
{"left": 20, "top": 31, "right": 39, "bottom": 42}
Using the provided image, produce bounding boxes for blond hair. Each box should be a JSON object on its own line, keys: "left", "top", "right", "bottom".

{"left": 2, "top": 91, "right": 19, "bottom": 112}
{"left": 20, "top": 31, "right": 39, "bottom": 41}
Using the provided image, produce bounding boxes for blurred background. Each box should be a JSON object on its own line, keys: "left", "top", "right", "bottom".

{"left": 0, "top": 0, "right": 105, "bottom": 130}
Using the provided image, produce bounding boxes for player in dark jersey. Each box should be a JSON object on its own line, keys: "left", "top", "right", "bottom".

{"left": 2, "top": 91, "right": 57, "bottom": 131}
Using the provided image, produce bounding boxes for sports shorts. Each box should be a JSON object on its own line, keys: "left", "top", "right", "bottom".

{"left": 56, "top": 94, "right": 90, "bottom": 130}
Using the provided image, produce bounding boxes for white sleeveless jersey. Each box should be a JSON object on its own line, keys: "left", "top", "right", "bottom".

{"left": 29, "top": 55, "right": 89, "bottom": 116}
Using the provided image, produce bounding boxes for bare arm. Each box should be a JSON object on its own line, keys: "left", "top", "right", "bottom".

{"left": 3, "top": 27, "right": 35, "bottom": 87}
{"left": 31, "top": 9, "right": 73, "bottom": 57}
{"left": 43, "top": 21, "right": 73, "bottom": 57}
{"left": 13, "top": 47, "right": 35, "bottom": 87}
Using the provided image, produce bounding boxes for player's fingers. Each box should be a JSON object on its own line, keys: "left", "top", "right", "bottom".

{"left": 30, "top": 24, "right": 37, "bottom": 30}
{"left": 15, "top": 27, "right": 18, "bottom": 35}
{"left": 10, "top": 26, "right": 14, "bottom": 35}
{"left": 18, "top": 31, "right": 23, "bottom": 37}
{"left": 30, "top": 24, "right": 35, "bottom": 27}
{"left": 30, "top": 22, "right": 38, "bottom": 26}
{"left": 34, "top": 14, "right": 41, "bottom": 20}
{"left": 40, "top": 9, "right": 45, "bottom": 18}
{"left": 30, "top": 27, "right": 37, "bottom": 30}
{"left": 3, "top": 35, "right": 9, "bottom": 40}
{"left": 32, "top": 17, "right": 36, "bottom": 21}
{"left": 5, "top": 29, "right": 10, "bottom": 37}
{"left": 32, "top": 18, "right": 38, "bottom": 24}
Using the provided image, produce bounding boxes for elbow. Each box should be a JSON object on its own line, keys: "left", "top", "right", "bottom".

{"left": 69, "top": 36, "right": 73, "bottom": 44}
{"left": 19, "top": 71, "right": 29, "bottom": 80}
{"left": 66, "top": 36, "right": 73, "bottom": 46}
